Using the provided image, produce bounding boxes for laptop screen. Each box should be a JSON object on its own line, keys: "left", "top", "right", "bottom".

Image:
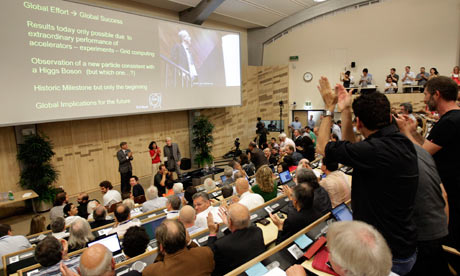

{"left": 331, "top": 203, "right": 353, "bottom": 221}
{"left": 220, "top": 175, "right": 227, "bottom": 182}
{"left": 143, "top": 216, "right": 167, "bottom": 240}
{"left": 87, "top": 233, "right": 122, "bottom": 254}
{"left": 279, "top": 170, "right": 292, "bottom": 184}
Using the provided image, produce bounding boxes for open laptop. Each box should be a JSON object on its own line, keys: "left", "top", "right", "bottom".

{"left": 87, "top": 233, "right": 126, "bottom": 264}
{"left": 279, "top": 170, "right": 293, "bottom": 185}
{"left": 220, "top": 175, "right": 227, "bottom": 183}
{"left": 143, "top": 216, "right": 167, "bottom": 248}
{"left": 331, "top": 203, "right": 353, "bottom": 221}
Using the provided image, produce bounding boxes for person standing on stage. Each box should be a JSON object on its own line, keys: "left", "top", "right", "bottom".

{"left": 149, "top": 141, "right": 162, "bottom": 186}
{"left": 164, "top": 137, "right": 181, "bottom": 177}
{"left": 117, "top": 142, "right": 133, "bottom": 199}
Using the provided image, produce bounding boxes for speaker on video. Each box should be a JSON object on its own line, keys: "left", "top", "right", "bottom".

{"left": 351, "top": 62, "right": 356, "bottom": 68}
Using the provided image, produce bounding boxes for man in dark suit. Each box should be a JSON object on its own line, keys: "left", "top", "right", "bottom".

{"left": 117, "top": 142, "right": 133, "bottom": 198}
{"left": 171, "top": 30, "right": 198, "bottom": 82}
{"left": 164, "top": 137, "right": 181, "bottom": 176}
{"left": 248, "top": 141, "right": 268, "bottom": 170}
{"left": 142, "top": 219, "right": 214, "bottom": 276}
{"left": 207, "top": 203, "right": 266, "bottom": 276}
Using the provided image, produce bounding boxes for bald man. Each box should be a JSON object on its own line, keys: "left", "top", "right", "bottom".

{"left": 207, "top": 203, "right": 265, "bottom": 275}
{"left": 179, "top": 205, "right": 203, "bottom": 235}
{"left": 60, "top": 243, "right": 141, "bottom": 276}
{"left": 235, "top": 178, "right": 264, "bottom": 210}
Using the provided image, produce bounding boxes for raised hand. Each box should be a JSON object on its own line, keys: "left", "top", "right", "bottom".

{"left": 317, "top": 77, "right": 337, "bottom": 111}
{"left": 336, "top": 84, "right": 353, "bottom": 112}
{"left": 282, "top": 185, "right": 293, "bottom": 201}
{"left": 218, "top": 206, "right": 229, "bottom": 226}
{"left": 207, "top": 212, "right": 219, "bottom": 235}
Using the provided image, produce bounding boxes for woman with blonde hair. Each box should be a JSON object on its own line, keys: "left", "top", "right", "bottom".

{"left": 68, "top": 217, "right": 94, "bottom": 252}
{"left": 252, "top": 165, "right": 278, "bottom": 202}
{"left": 28, "top": 214, "right": 46, "bottom": 235}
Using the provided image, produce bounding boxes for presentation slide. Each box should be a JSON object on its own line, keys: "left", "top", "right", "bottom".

{"left": 0, "top": 0, "right": 241, "bottom": 126}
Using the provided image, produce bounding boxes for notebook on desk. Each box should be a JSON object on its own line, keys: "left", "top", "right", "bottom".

{"left": 87, "top": 233, "right": 126, "bottom": 263}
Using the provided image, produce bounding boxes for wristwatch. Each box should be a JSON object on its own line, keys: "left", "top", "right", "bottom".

{"left": 324, "top": 110, "right": 333, "bottom": 117}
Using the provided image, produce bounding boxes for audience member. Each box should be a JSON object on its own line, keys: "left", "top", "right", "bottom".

{"left": 68, "top": 217, "right": 94, "bottom": 252}
{"left": 89, "top": 206, "right": 114, "bottom": 229}
{"left": 99, "top": 181, "right": 122, "bottom": 207}
{"left": 384, "top": 76, "right": 397, "bottom": 93}
{"left": 308, "top": 115, "right": 316, "bottom": 129}
{"left": 203, "top": 178, "right": 217, "bottom": 192}
{"left": 154, "top": 164, "right": 169, "bottom": 197}
{"left": 319, "top": 156, "right": 351, "bottom": 208}
{"left": 143, "top": 186, "right": 168, "bottom": 213}
{"left": 51, "top": 217, "right": 69, "bottom": 239}
{"left": 221, "top": 184, "right": 234, "bottom": 199}
{"left": 297, "top": 159, "right": 312, "bottom": 170}
{"left": 28, "top": 214, "right": 46, "bottom": 235}
{"left": 166, "top": 195, "right": 181, "bottom": 219}
{"left": 293, "top": 130, "right": 315, "bottom": 161}
{"left": 387, "top": 68, "right": 400, "bottom": 86}
{"left": 179, "top": 205, "right": 203, "bottom": 235}
{"left": 130, "top": 175, "right": 145, "bottom": 198}
{"left": 239, "top": 152, "right": 255, "bottom": 176}
{"left": 452, "top": 65, "right": 460, "bottom": 85}
{"left": 429, "top": 67, "right": 439, "bottom": 79}
{"left": 207, "top": 203, "right": 265, "bottom": 276}
{"left": 35, "top": 236, "right": 79, "bottom": 275}
{"left": 222, "top": 166, "right": 234, "bottom": 185}
{"left": 108, "top": 204, "right": 141, "bottom": 237}
{"left": 305, "top": 126, "right": 316, "bottom": 147}
{"left": 416, "top": 67, "right": 430, "bottom": 86}
{"left": 332, "top": 120, "right": 342, "bottom": 141}
{"left": 270, "top": 137, "right": 279, "bottom": 149}
{"left": 86, "top": 200, "right": 99, "bottom": 220}
{"left": 286, "top": 221, "right": 394, "bottom": 276}
{"left": 49, "top": 192, "right": 68, "bottom": 222}
{"left": 402, "top": 66, "right": 416, "bottom": 92}
{"left": 142, "top": 220, "right": 214, "bottom": 276}
{"left": 399, "top": 102, "right": 416, "bottom": 122}
{"left": 340, "top": 71, "right": 353, "bottom": 88}
{"left": 123, "top": 226, "right": 149, "bottom": 258}
{"left": 283, "top": 155, "right": 297, "bottom": 172}
{"left": 235, "top": 178, "right": 264, "bottom": 210}
{"left": 193, "top": 192, "right": 222, "bottom": 229}
{"left": 77, "top": 192, "right": 90, "bottom": 219}
{"left": 278, "top": 133, "right": 295, "bottom": 151}
{"left": 123, "top": 198, "right": 141, "bottom": 217}
{"left": 289, "top": 117, "right": 302, "bottom": 132}
{"left": 184, "top": 186, "right": 197, "bottom": 206}
{"left": 252, "top": 165, "right": 278, "bottom": 202}
{"left": 248, "top": 141, "right": 268, "bottom": 170}
{"left": 285, "top": 144, "right": 303, "bottom": 165}
{"left": 0, "top": 224, "right": 31, "bottom": 270}
{"left": 163, "top": 176, "right": 175, "bottom": 197}
{"left": 63, "top": 203, "right": 80, "bottom": 225}
{"left": 317, "top": 77, "right": 418, "bottom": 275}
{"left": 359, "top": 68, "right": 372, "bottom": 87}
{"left": 228, "top": 160, "right": 247, "bottom": 180}
{"left": 398, "top": 76, "right": 460, "bottom": 252}
{"left": 173, "top": 182, "right": 184, "bottom": 198}
{"left": 277, "top": 162, "right": 289, "bottom": 174}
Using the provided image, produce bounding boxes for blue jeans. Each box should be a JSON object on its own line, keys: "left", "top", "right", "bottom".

{"left": 391, "top": 251, "right": 417, "bottom": 275}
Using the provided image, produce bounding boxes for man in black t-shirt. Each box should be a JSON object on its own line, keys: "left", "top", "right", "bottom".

{"left": 398, "top": 76, "right": 460, "bottom": 253}
{"left": 154, "top": 164, "right": 171, "bottom": 197}
{"left": 129, "top": 175, "right": 145, "bottom": 198}
{"left": 316, "top": 77, "right": 418, "bottom": 276}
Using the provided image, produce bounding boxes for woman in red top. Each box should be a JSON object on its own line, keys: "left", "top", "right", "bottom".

{"left": 451, "top": 66, "right": 460, "bottom": 85}
{"left": 149, "top": 141, "right": 161, "bottom": 186}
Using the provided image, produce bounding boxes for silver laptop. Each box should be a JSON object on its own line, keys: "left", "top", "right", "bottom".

{"left": 87, "top": 233, "right": 126, "bottom": 263}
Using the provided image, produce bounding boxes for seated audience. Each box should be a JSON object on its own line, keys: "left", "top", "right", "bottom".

{"left": 286, "top": 221, "right": 394, "bottom": 276}
{"left": 193, "top": 192, "right": 222, "bottom": 229}
{"left": 239, "top": 153, "right": 255, "bottom": 176}
{"left": 222, "top": 166, "right": 234, "bottom": 185}
{"left": 179, "top": 205, "right": 203, "bottom": 235}
{"left": 51, "top": 217, "right": 69, "bottom": 239}
{"left": 252, "top": 165, "right": 278, "bottom": 202}
{"left": 77, "top": 192, "right": 90, "bottom": 219}
{"left": 294, "top": 129, "right": 315, "bottom": 161}
{"left": 99, "top": 180, "right": 122, "bottom": 207}
{"left": 235, "top": 178, "right": 264, "bottom": 210}
{"left": 283, "top": 155, "right": 297, "bottom": 172}
{"left": 296, "top": 168, "right": 332, "bottom": 216}
{"left": 221, "top": 184, "right": 234, "bottom": 199}
{"left": 63, "top": 203, "right": 80, "bottom": 225}
{"left": 305, "top": 127, "right": 317, "bottom": 147}
{"left": 297, "top": 158, "right": 312, "bottom": 170}
{"left": 130, "top": 175, "right": 145, "bottom": 198}
{"left": 286, "top": 144, "right": 303, "bottom": 165}
{"left": 68, "top": 217, "right": 94, "bottom": 252}
{"left": 49, "top": 191, "right": 68, "bottom": 222}
{"left": 123, "top": 198, "right": 141, "bottom": 217}
{"left": 268, "top": 147, "right": 279, "bottom": 165}
{"left": 278, "top": 133, "right": 295, "bottom": 152}
{"left": 207, "top": 203, "right": 265, "bottom": 276}
{"left": 184, "top": 186, "right": 198, "bottom": 206}
{"left": 154, "top": 164, "right": 171, "bottom": 197}
{"left": 35, "top": 236, "right": 79, "bottom": 275}
{"left": 107, "top": 204, "right": 141, "bottom": 237}
{"left": 142, "top": 219, "right": 214, "bottom": 276}
{"left": 248, "top": 141, "right": 268, "bottom": 170}
{"left": 143, "top": 186, "right": 168, "bottom": 213}
{"left": 416, "top": 67, "right": 430, "bottom": 86}
{"left": 86, "top": 199, "right": 99, "bottom": 220}
{"left": 162, "top": 177, "right": 175, "bottom": 197}
{"left": 228, "top": 160, "right": 247, "bottom": 180}
{"left": 319, "top": 156, "right": 351, "bottom": 208}
{"left": 0, "top": 224, "right": 31, "bottom": 270}
{"left": 384, "top": 76, "right": 397, "bottom": 93}
{"left": 89, "top": 206, "right": 114, "bottom": 229}
{"left": 399, "top": 102, "right": 416, "bottom": 122}
{"left": 270, "top": 137, "right": 279, "bottom": 149}
{"left": 166, "top": 195, "right": 181, "bottom": 219}
{"left": 270, "top": 183, "right": 318, "bottom": 243}
{"left": 122, "top": 226, "right": 150, "bottom": 258}
{"left": 28, "top": 214, "right": 46, "bottom": 235}
{"left": 173, "top": 182, "right": 184, "bottom": 198}
{"left": 203, "top": 178, "right": 217, "bottom": 192}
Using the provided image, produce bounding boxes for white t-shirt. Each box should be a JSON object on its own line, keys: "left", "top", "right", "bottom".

{"left": 195, "top": 206, "right": 222, "bottom": 229}
{"left": 332, "top": 124, "right": 342, "bottom": 140}
{"left": 402, "top": 72, "right": 416, "bottom": 84}
{"left": 103, "top": 189, "right": 122, "bottom": 207}
{"left": 238, "top": 191, "right": 264, "bottom": 211}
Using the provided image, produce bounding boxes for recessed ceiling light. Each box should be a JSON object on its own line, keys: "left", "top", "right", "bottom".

{"left": 314, "top": 0, "right": 327, "bottom": 2}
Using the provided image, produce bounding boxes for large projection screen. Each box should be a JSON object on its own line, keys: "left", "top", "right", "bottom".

{"left": 0, "top": 0, "right": 241, "bottom": 126}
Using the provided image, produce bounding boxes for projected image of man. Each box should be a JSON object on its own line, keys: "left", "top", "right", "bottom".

{"left": 171, "top": 30, "right": 198, "bottom": 83}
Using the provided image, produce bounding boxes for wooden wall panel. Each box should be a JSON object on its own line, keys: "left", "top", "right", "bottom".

{"left": 0, "top": 127, "right": 21, "bottom": 192}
